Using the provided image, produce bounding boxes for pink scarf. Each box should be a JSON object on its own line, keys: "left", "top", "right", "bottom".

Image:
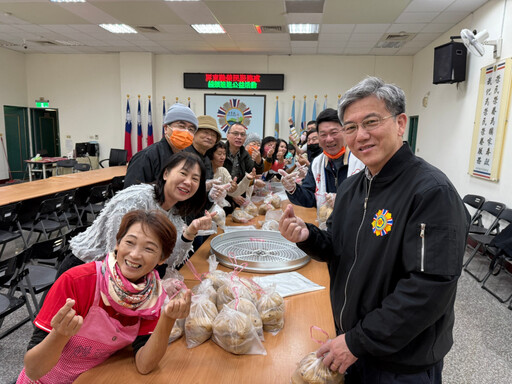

{"left": 99, "top": 253, "right": 165, "bottom": 320}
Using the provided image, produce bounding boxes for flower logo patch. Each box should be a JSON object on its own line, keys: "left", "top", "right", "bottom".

{"left": 372, "top": 209, "right": 393, "bottom": 236}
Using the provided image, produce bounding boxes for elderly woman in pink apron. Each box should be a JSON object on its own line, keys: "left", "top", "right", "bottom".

{"left": 17, "top": 209, "right": 192, "bottom": 384}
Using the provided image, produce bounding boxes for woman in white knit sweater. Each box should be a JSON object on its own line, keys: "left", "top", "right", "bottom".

{"left": 60, "top": 152, "right": 213, "bottom": 279}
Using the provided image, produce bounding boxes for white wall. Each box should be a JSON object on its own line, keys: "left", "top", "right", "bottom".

{"left": 0, "top": 47, "right": 27, "bottom": 179}
{"left": 0, "top": 50, "right": 412, "bottom": 178}
{"left": 409, "top": 0, "right": 511, "bottom": 205}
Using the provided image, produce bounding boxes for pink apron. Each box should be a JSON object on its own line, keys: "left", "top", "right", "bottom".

{"left": 17, "top": 261, "right": 141, "bottom": 384}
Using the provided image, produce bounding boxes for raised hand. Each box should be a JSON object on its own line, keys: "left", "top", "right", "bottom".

{"left": 50, "top": 298, "right": 83, "bottom": 338}
{"left": 278, "top": 169, "right": 297, "bottom": 193}
{"left": 162, "top": 289, "right": 191, "bottom": 320}
{"left": 279, "top": 204, "right": 309, "bottom": 243}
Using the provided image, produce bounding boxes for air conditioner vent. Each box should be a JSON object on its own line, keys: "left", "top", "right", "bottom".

{"left": 374, "top": 33, "right": 416, "bottom": 49}
{"left": 136, "top": 26, "right": 160, "bottom": 33}
{"left": 260, "top": 25, "right": 284, "bottom": 33}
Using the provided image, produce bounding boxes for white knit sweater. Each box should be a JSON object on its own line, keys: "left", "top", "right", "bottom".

{"left": 70, "top": 183, "right": 192, "bottom": 269}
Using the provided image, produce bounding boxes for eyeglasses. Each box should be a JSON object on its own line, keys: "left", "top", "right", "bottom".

{"left": 228, "top": 131, "right": 247, "bottom": 138}
{"left": 170, "top": 121, "right": 196, "bottom": 134}
{"left": 341, "top": 115, "right": 396, "bottom": 135}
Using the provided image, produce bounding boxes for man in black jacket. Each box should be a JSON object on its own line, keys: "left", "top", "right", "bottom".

{"left": 224, "top": 123, "right": 264, "bottom": 207}
{"left": 279, "top": 77, "right": 469, "bottom": 383}
{"left": 124, "top": 103, "right": 198, "bottom": 187}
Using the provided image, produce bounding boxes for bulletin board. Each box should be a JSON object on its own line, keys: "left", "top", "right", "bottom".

{"left": 468, "top": 58, "right": 512, "bottom": 181}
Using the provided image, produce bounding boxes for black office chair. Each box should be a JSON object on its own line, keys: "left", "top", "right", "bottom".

{"left": 99, "top": 149, "right": 128, "bottom": 168}
{"left": 464, "top": 208, "right": 512, "bottom": 281}
{"left": 73, "top": 163, "right": 91, "bottom": 172}
{"left": 56, "top": 159, "right": 77, "bottom": 175}
{"left": 21, "top": 196, "right": 68, "bottom": 244}
{"left": 0, "top": 249, "right": 35, "bottom": 339}
{"left": 0, "top": 202, "right": 27, "bottom": 258}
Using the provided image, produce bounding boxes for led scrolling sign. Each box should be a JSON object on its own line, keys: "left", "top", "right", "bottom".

{"left": 184, "top": 73, "right": 284, "bottom": 90}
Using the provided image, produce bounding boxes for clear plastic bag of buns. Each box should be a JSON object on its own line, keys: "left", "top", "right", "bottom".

{"left": 264, "top": 193, "right": 282, "bottom": 209}
{"left": 203, "top": 255, "right": 229, "bottom": 290}
{"left": 212, "top": 305, "right": 266, "bottom": 355}
{"left": 231, "top": 207, "right": 255, "bottom": 223}
{"left": 184, "top": 293, "right": 219, "bottom": 348}
{"left": 226, "top": 297, "right": 264, "bottom": 340}
{"left": 191, "top": 278, "right": 217, "bottom": 306}
{"left": 316, "top": 193, "right": 334, "bottom": 230}
{"left": 256, "top": 284, "right": 285, "bottom": 333}
{"left": 216, "top": 277, "right": 256, "bottom": 312}
{"left": 290, "top": 352, "right": 344, "bottom": 384}
{"left": 169, "top": 318, "right": 185, "bottom": 343}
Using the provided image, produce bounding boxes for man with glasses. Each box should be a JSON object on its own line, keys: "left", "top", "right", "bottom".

{"left": 124, "top": 103, "right": 198, "bottom": 187}
{"left": 279, "top": 77, "right": 469, "bottom": 383}
{"left": 281, "top": 108, "right": 361, "bottom": 208}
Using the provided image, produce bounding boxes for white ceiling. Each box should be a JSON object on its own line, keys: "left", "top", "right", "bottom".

{"left": 0, "top": 0, "right": 489, "bottom": 55}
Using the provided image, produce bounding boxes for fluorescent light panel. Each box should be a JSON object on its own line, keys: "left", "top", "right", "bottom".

{"left": 288, "top": 24, "right": 319, "bottom": 34}
{"left": 191, "top": 24, "right": 225, "bottom": 34}
{"left": 164, "top": 1, "right": 200, "bottom": 2}
{"left": 99, "top": 24, "right": 137, "bottom": 34}
{"left": 50, "top": 0, "right": 86, "bottom": 3}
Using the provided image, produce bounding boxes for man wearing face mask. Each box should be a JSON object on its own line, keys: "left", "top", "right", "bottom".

{"left": 124, "top": 103, "right": 198, "bottom": 188}
{"left": 280, "top": 108, "right": 364, "bottom": 208}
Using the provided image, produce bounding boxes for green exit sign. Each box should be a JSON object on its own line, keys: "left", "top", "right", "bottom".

{"left": 36, "top": 101, "right": 49, "bottom": 108}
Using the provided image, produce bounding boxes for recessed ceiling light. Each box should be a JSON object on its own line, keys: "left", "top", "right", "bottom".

{"left": 191, "top": 24, "right": 225, "bottom": 34}
{"left": 288, "top": 24, "right": 319, "bottom": 34}
{"left": 50, "top": 0, "right": 86, "bottom": 3}
{"left": 99, "top": 24, "right": 137, "bottom": 34}
{"left": 164, "top": 0, "right": 200, "bottom": 2}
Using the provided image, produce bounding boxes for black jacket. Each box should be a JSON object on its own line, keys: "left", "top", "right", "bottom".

{"left": 124, "top": 138, "right": 173, "bottom": 188}
{"left": 223, "top": 142, "right": 263, "bottom": 181}
{"left": 183, "top": 144, "right": 214, "bottom": 181}
{"left": 298, "top": 144, "right": 470, "bottom": 373}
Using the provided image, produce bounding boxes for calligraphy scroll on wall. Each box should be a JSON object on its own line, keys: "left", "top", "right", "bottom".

{"left": 469, "top": 58, "right": 512, "bottom": 181}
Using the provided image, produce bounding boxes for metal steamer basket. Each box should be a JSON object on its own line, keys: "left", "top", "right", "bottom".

{"left": 210, "top": 230, "right": 310, "bottom": 273}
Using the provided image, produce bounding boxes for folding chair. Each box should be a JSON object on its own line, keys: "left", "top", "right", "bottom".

{"left": 21, "top": 196, "right": 68, "bottom": 244}
{"left": 463, "top": 194, "right": 485, "bottom": 233}
{"left": 464, "top": 208, "right": 512, "bottom": 281}
{"left": 77, "top": 184, "right": 111, "bottom": 225}
{"left": 467, "top": 201, "right": 505, "bottom": 236}
{"left": 56, "top": 159, "right": 77, "bottom": 175}
{"left": 53, "top": 188, "right": 83, "bottom": 228}
{"left": 0, "top": 249, "right": 36, "bottom": 339}
{"left": 481, "top": 221, "right": 512, "bottom": 304}
{"left": 19, "top": 236, "right": 66, "bottom": 312}
{"left": 0, "top": 202, "right": 28, "bottom": 258}
{"left": 73, "top": 163, "right": 91, "bottom": 172}
{"left": 110, "top": 175, "right": 125, "bottom": 197}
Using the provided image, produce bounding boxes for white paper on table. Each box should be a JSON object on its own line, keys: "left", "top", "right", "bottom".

{"left": 223, "top": 225, "right": 257, "bottom": 232}
{"left": 252, "top": 271, "right": 325, "bottom": 298}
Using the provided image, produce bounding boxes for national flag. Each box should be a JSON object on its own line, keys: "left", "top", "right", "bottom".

{"left": 301, "top": 96, "right": 307, "bottom": 132}
{"left": 124, "top": 96, "right": 132, "bottom": 161}
{"left": 162, "top": 97, "right": 166, "bottom": 137}
{"left": 274, "top": 96, "right": 280, "bottom": 139}
{"left": 137, "top": 96, "right": 142, "bottom": 152}
{"left": 312, "top": 96, "right": 317, "bottom": 120}
{"left": 323, "top": 95, "right": 327, "bottom": 111}
{"left": 147, "top": 96, "right": 153, "bottom": 146}
{"left": 291, "top": 96, "right": 296, "bottom": 125}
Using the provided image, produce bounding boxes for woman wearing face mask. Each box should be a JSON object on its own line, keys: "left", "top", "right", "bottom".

{"left": 17, "top": 210, "right": 192, "bottom": 384}
{"left": 260, "top": 136, "right": 277, "bottom": 172}
{"left": 60, "top": 152, "right": 212, "bottom": 280}
{"left": 124, "top": 103, "right": 198, "bottom": 188}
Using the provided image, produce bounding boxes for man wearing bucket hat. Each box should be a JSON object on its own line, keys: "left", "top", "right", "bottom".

{"left": 124, "top": 103, "right": 198, "bottom": 187}
{"left": 184, "top": 115, "right": 221, "bottom": 181}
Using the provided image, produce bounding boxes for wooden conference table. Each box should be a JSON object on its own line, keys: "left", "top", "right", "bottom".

{"left": 0, "top": 166, "right": 127, "bottom": 206}
{"left": 75, "top": 204, "right": 335, "bottom": 384}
